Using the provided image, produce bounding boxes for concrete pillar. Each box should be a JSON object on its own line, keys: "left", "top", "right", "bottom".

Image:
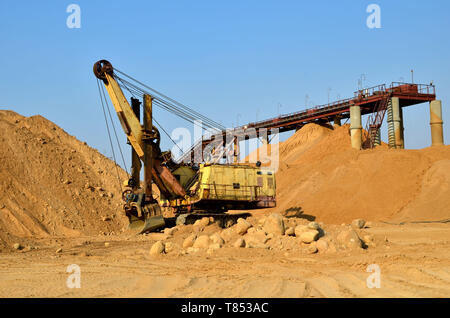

{"left": 430, "top": 100, "right": 444, "bottom": 146}
{"left": 391, "top": 97, "right": 404, "bottom": 149}
{"left": 350, "top": 105, "right": 362, "bottom": 150}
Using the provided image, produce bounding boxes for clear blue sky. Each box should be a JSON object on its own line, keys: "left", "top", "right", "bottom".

{"left": 1, "top": 1, "right": 449, "bottom": 168}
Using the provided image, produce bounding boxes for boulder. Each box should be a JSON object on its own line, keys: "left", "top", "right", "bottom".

{"left": 164, "top": 227, "right": 178, "bottom": 236}
{"left": 193, "top": 219, "right": 203, "bottom": 227}
{"left": 186, "top": 247, "right": 199, "bottom": 254}
{"left": 210, "top": 233, "right": 225, "bottom": 246}
{"left": 307, "top": 222, "right": 320, "bottom": 230}
{"left": 164, "top": 242, "right": 175, "bottom": 253}
{"left": 200, "top": 217, "right": 210, "bottom": 227}
{"left": 307, "top": 244, "right": 318, "bottom": 254}
{"left": 294, "top": 225, "right": 308, "bottom": 237}
{"left": 208, "top": 243, "right": 222, "bottom": 251}
{"left": 233, "top": 238, "right": 245, "bottom": 248}
{"left": 316, "top": 239, "right": 329, "bottom": 253}
{"left": 247, "top": 227, "right": 257, "bottom": 234}
{"left": 337, "top": 229, "right": 363, "bottom": 249}
{"left": 149, "top": 241, "right": 165, "bottom": 256}
{"left": 285, "top": 227, "right": 295, "bottom": 236}
{"left": 257, "top": 217, "right": 266, "bottom": 226}
{"left": 300, "top": 230, "right": 319, "bottom": 244}
{"left": 262, "top": 213, "right": 285, "bottom": 236}
{"left": 352, "top": 219, "right": 366, "bottom": 229}
{"left": 244, "top": 232, "right": 269, "bottom": 248}
{"left": 183, "top": 234, "right": 197, "bottom": 248}
{"left": 220, "top": 227, "right": 235, "bottom": 242}
{"left": 235, "top": 218, "right": 252, "bottom": 235}
{"left": 193, "top": 235, "right": 210, "bottom": 249}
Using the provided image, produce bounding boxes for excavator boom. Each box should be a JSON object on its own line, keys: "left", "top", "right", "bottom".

{"left": 94, "top": 60, "right": 185, "bottom": 233}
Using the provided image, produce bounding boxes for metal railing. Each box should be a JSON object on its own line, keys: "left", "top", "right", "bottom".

{"left": 389, "top": 82, "right": 435, "bottom": 95}
{"left": 203, "top": 183, "right": 262, "bottom": 201}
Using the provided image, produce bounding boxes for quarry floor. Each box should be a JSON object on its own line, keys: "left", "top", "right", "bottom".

{"left": 1, "top": 222, "right": 449, "bottom": 298}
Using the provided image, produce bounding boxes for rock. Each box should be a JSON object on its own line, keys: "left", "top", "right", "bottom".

{"left": 363, "top": 234, "right": 374, "bottom": 243}
{"left": 307, "top": 222, "right": 320, "bottom": 230}
{"left": 193, "top": 235, "right": 210, "bottom": 249}
{"left": 102, "top": 216, "right": 111, "bottom": 222}
{"left": 220, "top": 228, "right": 235, "bottom": 242}
{"left": 183, "top": 234, "right": 197, "bottom": 248}
{"left": 13, "top": 243, "right": 22, "bottom": 250}
{"left": 235, "top": 218, "right": 252, "bottom": 235}
{"left": 262, "top": 213, "right": 285, "bottom": 236}
{"left": 247, "top": 227, "right": 257, "bottom": 234}
{"left": 233, "top": 238, "right": 245, "bottom": 248}
{"left": 294, "top": 225, "right": 308, "bottom": 237}
{"left": 200, "top": 217, "right": 210, "bottom": 227}
{"left": 186, "top": 247, "right": 199, "bottom": 254}
{"left": 210, "top": 233, "right": 224, "bottom": 246}
{"left": 149, "top": 241, "right": 165, "bottom": 256}
{"left": 285, "top": 227, "right": 295, "bottom": 236}
{"left": 307, "top": 244, "right": 318, "bottom": 254}
{"left": 316, "top": 239, "right": 329, "bottom": 252}
{"left": 208, "top": 243, "right": 222, "bottom": 251}
{"left": 244, "top": 232, "right": 269, "bottom": 248}
{"left": 164, "top": 227, "right": 178, "bottom": 236}
{"left": 352, "top": 219, "right": 366, "bottom": 229}
{"left": 164, "top": 242, "right": 175, "bottom": 253}
{"left": 257, "top": 217, "right": 266, "bottom": 226}
{"left": 337, "top": 229, "right": 363, "bottom": 249}
{"left": 300, "top": 230, "right": 319, "bottom": 243}
{"left": 56, "top": 248, "right": 62, "bottom": 253}
{"left": 193, "top": 219, "right": 204, "bottom": 227}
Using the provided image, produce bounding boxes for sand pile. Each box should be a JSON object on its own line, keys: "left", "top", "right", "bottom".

{"left": 250, "top": 123, "right": 450, "bottom": 224}
{"left": 0, "top": 110, "right": 129, "bottom": 248}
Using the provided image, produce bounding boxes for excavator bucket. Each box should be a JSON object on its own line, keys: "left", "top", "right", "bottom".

{"left": 127, "top": 214, "right": 165, "bottom": 235}
{"left": 126, "top": 200, "right": 166, "bottom": 235}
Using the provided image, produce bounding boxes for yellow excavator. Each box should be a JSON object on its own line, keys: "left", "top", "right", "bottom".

{"left": 93, "top": 60, "right": 276, "bottom": 233}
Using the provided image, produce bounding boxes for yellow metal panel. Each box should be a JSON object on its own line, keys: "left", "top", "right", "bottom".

{"left": 104, "top": 73, "right": 144, "bottom": 158}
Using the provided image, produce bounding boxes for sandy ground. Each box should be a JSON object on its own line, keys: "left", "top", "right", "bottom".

{"left": 0, "top": 222, "right": 449, "bottom": 298}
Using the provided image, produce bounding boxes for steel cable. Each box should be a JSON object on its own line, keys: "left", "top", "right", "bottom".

{"left": 96, "top": 79, "right": 124, "bottom": 193}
